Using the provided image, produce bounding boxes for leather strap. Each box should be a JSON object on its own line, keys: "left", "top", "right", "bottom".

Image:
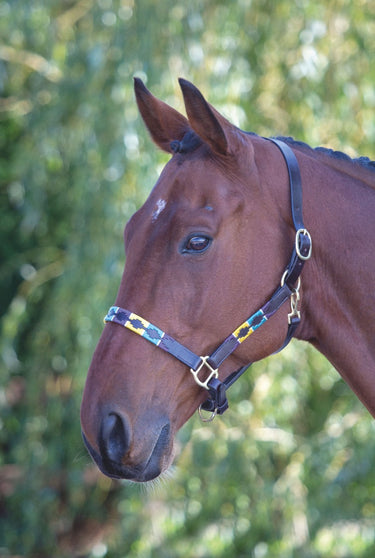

{"left": 104, "top": 306, "right": 202, "bottom": 370}
{"left": 269, "top": 139, "right": 304, "bottom": 231}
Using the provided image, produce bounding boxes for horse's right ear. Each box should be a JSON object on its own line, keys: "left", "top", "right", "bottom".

{"left": 134, "top": 78, "right": 190, "bottom": 153}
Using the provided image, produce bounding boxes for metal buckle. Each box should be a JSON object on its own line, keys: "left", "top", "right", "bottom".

{"left": 288, "top": 289, "right": 301, "bottom": 324}
{"left": 190, "top": 356, "right": 218, "bottom": 390}
{"left": 198, "top": 405, "right": 217, "bottom": 422}
{"left": 280, "top": 271, "right": 301, "bottom": 290}
{"left": 295, "top": 228, "right": 312, "bottom": 260}
{"left": 288, "top": 279, "right": 301, "bottom": 324}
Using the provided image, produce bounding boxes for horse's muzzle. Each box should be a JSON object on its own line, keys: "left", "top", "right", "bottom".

{"left": 82, "top": 413, "right": 171, "bottom": 482}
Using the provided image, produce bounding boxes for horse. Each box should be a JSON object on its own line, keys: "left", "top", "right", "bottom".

{"left": 80, "top": 78, "right": 375, "bottom": 482}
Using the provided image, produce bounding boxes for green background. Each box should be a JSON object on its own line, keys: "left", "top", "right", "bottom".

{"left": 1, "top": 0, "right": 375, "bottom": 556}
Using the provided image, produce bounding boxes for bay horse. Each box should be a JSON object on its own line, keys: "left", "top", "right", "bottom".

{"left": 81, "top": 78, "right": 375, "bottom": 482}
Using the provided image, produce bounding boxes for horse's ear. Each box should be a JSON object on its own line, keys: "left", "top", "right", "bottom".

{"left": 179, "top": 78, "right": 230, "bottom": 156}
{"left": 134, "top": 78, "right": 190, "bottom": 153}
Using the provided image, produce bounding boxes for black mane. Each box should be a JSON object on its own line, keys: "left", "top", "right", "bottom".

{"left": 171, "top": 129, "right": 375, "bottom": 173}
{"left": 278, "top": 136, "right": 375, "bottom": 173}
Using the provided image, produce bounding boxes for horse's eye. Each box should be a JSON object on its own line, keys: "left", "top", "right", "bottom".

{"left": 182, "top": 235, "right": 211, "bottom": 254}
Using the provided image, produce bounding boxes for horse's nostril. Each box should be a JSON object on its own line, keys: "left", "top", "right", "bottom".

{"left": 99, "top": 412, "right": 130, "bottom": 463}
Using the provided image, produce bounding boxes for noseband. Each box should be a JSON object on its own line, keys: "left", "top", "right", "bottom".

{"left": 104, "top": 139, "right": 312, "bottom": 421}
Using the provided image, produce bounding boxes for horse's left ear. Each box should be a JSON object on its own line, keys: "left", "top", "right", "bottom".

{"left": 179, "top": 78, "right": 235, "bottom": 156}
{"left": 134, "top": 78, "right": 190, "bottom": 153}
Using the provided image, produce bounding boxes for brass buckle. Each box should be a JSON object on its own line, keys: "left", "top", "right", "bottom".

{"left": 288, "top": 289, "right": 301, "bottom": 324}
{"left": 295, "top": 228, "right": 312, "bottom": 260}
{"left": 190, "top": 356, "right": 218, "bottom": 390}
{"left": 287, "top": 278, "right": 301, "bottom": 324}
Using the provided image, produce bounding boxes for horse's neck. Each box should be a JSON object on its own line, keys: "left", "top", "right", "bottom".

{"left": 297, "top": 152, "right": 375, "bottom": 415}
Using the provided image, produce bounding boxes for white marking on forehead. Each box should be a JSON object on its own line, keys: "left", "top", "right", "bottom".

{"left": 152, "top": 198, "right": 167, "bottom": 222}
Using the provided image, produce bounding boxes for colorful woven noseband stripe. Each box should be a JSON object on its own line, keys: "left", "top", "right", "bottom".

{"left": 106, "top": 308, "right": 164, "bottom": 346}
{"left": 104, "top": 303, "right": 271, "bottom": 374}
{"left": 104, "top": 306, "right": 202, "bottom": 370}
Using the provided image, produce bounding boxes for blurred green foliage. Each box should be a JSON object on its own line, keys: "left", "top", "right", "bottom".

{"left": 1, "top": 0, "right": 375, "bottom": 556}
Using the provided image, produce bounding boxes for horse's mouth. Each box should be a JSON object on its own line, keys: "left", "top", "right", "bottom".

{"left": 82, "top": 423, "right": 172, "bottom": 482}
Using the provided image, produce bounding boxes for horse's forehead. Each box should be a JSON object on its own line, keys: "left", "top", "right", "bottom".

{"left": 127, "top": 156, "right": 246, "bottom": 242}
{"left": 151, "top": 156, "right": 238, "bottom": 207}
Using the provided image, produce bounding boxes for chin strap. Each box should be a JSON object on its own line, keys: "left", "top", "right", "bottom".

{"left": 104, "top": 139, "right": 312, "bottom": 421}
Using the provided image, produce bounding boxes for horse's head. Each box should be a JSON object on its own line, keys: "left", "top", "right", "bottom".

{"left": 80, "top": 79, "right": 296, "bottom": 481}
